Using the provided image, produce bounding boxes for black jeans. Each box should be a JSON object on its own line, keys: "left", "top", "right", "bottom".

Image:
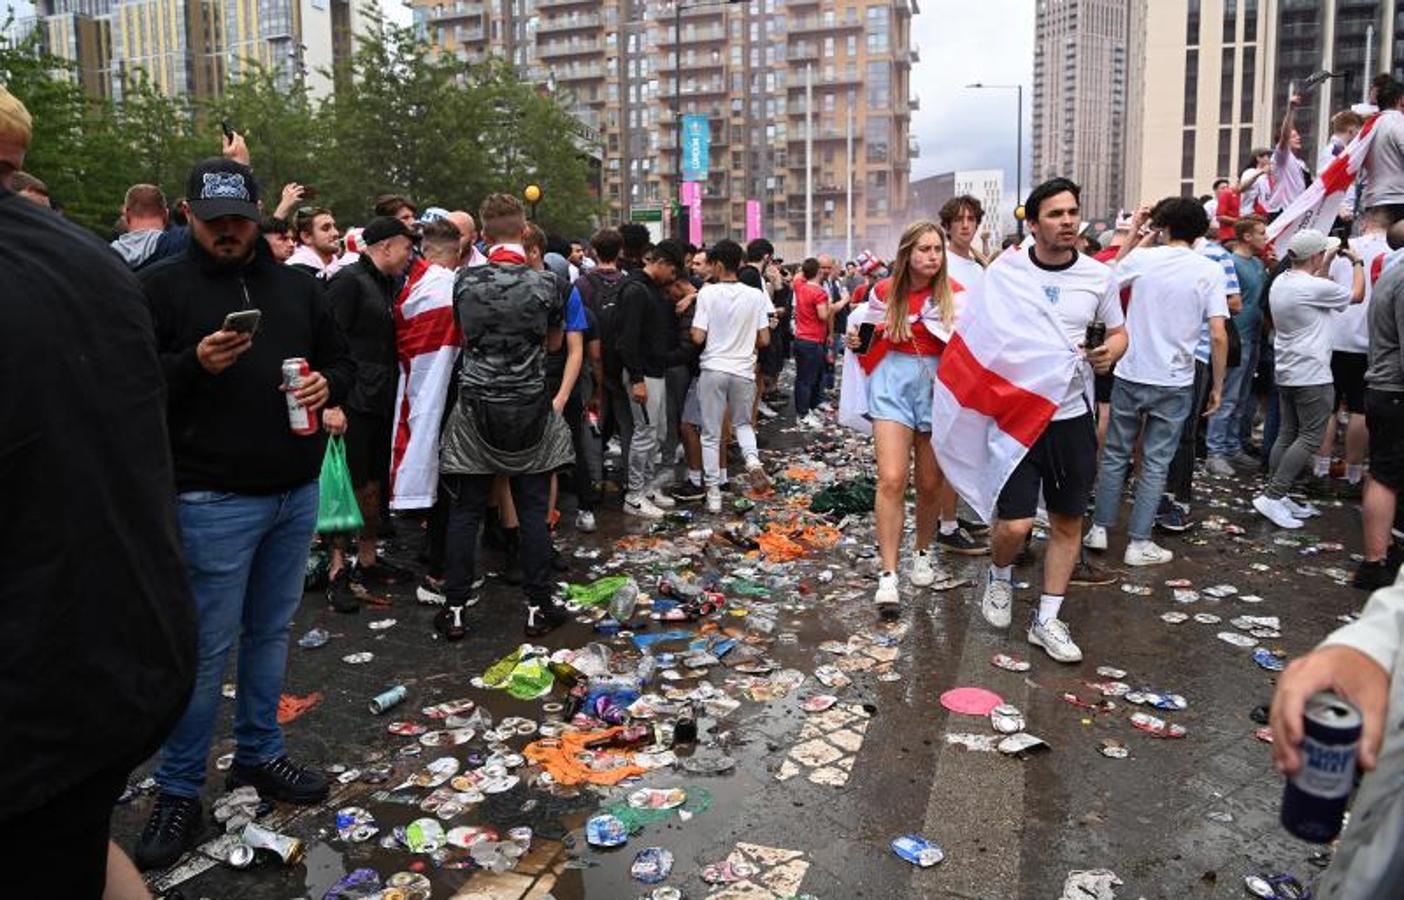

{"left": 443, "top": 472, "right": 552, "bottom": 607}
{"left": 564, "top": 388, "right": 599, "bottom": 512}
{"left": 1167, "top": 360, "right": 1211, "bottom": 504}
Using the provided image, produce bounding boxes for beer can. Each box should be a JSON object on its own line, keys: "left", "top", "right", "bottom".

{"left": 369, "top": 685, "right": 408, "bottom": 715}
{"left": 1084, "top": 320, "right": 1106, "bottom": 350}
{"left": 1280, "top": 691, "right": 1361, "bottom": 843}
{"left": 281, "top": 358, "right": 318, "bottom": 436}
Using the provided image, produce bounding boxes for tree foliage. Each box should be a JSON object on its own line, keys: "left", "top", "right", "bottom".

{"left": 2, "top": 9, "right": 601, "bottom": 237}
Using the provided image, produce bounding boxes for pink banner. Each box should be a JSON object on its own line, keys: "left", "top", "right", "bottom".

{"left": 680, "top": 182, "right": 703, "bottom": 247}
{"left": 745, "top": 199, "right": 762, "bottom": 242}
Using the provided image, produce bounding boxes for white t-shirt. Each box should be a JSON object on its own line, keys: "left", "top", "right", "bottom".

{"left": 1008, "top": 248, "right": 1124, "bottom": 420}
{"left": 1331, "top": 231, "right": 1389, "bottom": 353}
{"left": 1363, "top": 110, "right": 1404, "bottom": 209}
{"left": 1270, "top": 148, "right": 1309, "bottom": 211}
{"left": 1112, "top": 246, "right": 1229, "bottom": 388}
{"left": 693, "top": 280, "right": 772, "bottom": 378}
{"left": 1271, "top": 270, "right": 1354, "bottom": 387}
{"left": 1241, "top": 167, "right": 1273, "bottom": 214}
{"left": 947, "top": 252, "right": 985, "bottom": 292}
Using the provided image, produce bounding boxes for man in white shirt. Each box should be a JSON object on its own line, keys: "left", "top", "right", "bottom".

{"left": 690, "top": 239, "right": 772, "bottom": 514}
{"left": 980, "top": 178, "right": 1128, "bottom": 664}
{"left": 1362, "top": 79, "right": 1404, "bottom": 223}
{"left": 1255, "top": 230, "right": 1366, "bottom": 529}
{"left": 1085, "top": 198, "right": 1228, "bottom": 567}
{"left": 939, "top": 194, "right": 987, "bottom": 290}
{"left": 1271, "top": 93, "right": 1311, "bottom": 213}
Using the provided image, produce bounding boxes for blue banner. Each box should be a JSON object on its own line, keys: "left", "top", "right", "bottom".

{"left": 681, "top": 114, "right": 710, "bottom": 183}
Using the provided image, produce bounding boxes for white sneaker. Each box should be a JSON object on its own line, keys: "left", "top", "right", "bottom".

{"left": 757, "top": 401, "right": 779, "bottom": 420}
{"left": 981, "top": 575, "right": 1013, "bottom": 629}
{"left": 705, "top": 487, "right": 722, "bottom": 514}
{"left": 1083, "top": 524, "right": 1108, "bottom": 551}
{"left": 1204, "top": 456, "right": 1236, "bottom": 477}
{"left": 647, "top": 490, "right": 677, "bottom": 510}
{"left": 909, "top": 549, "right": 937, "bottom": 587}
{"left": 1124, "top": 540, "right": 1174, "bottom": 566}
{"left": 575, "top": 510, "right": 597, "bottom": 533}
{"left": 874, "top": 571, "right": 900, "bottom": 613}
{"left": 1034, "top": 508, "right": 1050, "bottom": 529}
{"left": 1282, "top": 496, "right": 1321, "bottom": 519}
{"left": 1253, "top": 495, "right": 1303, "bottom": 529}
{"left": 623, "top": 493, "right": 665, "bottom": 520}
{"left": 606, "top": 437, "right": 622, "bottom": 457}
{"left": 1028, "top": 616, "right": 1083, "bottom": 663}
{"left": 745, "top": 460, "right": 771, "bottom": 492}
{"left": 816, "top": 401, "right": 834, "bottom": 413}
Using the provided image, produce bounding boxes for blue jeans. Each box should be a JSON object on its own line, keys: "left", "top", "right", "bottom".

{"left": 155, "top": 482, "right": 319, "bottom": 798}
{"left": 1205, "top": 331, "right": 1260, "bottom": 457}
{"left": 1093, "top": 379, "right": 1193, "bottom": 541}
{"left": 793, "top": 339, "right": 826, "bottom": 416}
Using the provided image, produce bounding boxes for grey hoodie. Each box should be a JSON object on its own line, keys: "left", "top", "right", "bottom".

{"left": 111, "top": 227, "right": 187, "bottom": 271}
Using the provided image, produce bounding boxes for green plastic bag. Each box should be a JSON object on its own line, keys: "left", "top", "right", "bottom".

{"left": 565, "top": 575, "right": 635, "bottom": 608}
{"left": 316, "top": 436, "right": 364, "bottom": 534}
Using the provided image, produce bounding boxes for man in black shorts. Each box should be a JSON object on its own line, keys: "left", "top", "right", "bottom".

{"left": 979, "top": 179, "right": 1128, "bottom": 664}
{"left": 1356, "top": 221, "right": 1404, "bottom": 589}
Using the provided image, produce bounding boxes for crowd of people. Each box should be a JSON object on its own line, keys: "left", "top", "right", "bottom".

{"left": 5, "top": 66, "right": 1404, "bottom": 898}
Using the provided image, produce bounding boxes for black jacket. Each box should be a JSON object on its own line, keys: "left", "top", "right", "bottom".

{"left": 0, "top": 190, "right": 196, "bottom": 818}
{"left": 325, "top": 255, "right": 399, "bottom": 416}
{"left": 616, "top": 271, "right": 689, "bottom": 383}
{"left": 142, "top": 235, "right": 355, "bottom": 494}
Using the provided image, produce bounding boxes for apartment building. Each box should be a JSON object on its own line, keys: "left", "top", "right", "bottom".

{"left": 1123, "top": 0, "right": 1401, "bottom": 206}
{"left": 910, "top": 168, "right": 1008, "bottom": 247}
{"left": 412, "top": 0, "right": 920, "bottom": 256}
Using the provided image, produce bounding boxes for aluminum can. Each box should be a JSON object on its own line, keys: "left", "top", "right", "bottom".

{"left": 369, "top": 685, "right": 408, "bottom": 715}
{"left": 281, "top": 358, "right": 317, "bottom": 435}
{"left": 1084, "top": 320, "right": 1106, "bottom": 350}
{"left": 1281, "top": 691, "right": 1361, "bottom": 843}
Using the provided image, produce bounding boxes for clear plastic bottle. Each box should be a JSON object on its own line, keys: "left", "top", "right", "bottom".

{"left": 608, "top": 579, "right": 640, "bottom": 622}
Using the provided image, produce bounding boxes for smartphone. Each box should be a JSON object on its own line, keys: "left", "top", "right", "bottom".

{"left": 220, "top": 120, "right": 235, "bottom": 140}
{"left": 854, "top": 322, "right": 877, "bottom": 354}
{"left": 222, "top": 309, "right": 262, "bottom": 334}
{"left": 301, "top": 185, "right": 318, "bottom": 200}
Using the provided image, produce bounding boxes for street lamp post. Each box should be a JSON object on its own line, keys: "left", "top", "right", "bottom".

{"left": 524, "top": 184, "right": 542, "bottom": 221}
{"left": 966, "top": 82, "right": 1024, "bottom": 237}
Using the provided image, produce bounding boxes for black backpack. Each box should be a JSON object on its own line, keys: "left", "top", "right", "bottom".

{"left": 587, "top": 270, "right": 628, "bottom": 376}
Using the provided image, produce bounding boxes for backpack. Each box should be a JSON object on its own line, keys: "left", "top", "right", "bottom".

{"left": 587, "top": 270, "right": 628, "bottom": 376}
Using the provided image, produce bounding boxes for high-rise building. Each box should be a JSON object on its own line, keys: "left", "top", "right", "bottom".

{"left": 411, "top": 0, "right": 919, "bottom": 256}
{"left": 1030, "top": 0, "right": 1128, "bottom": 221}
{"left": 910, "top": 169, "right": 1008, "bottom": 248}
{"left": 1123, "top": 0, "right": 1400, "bottom": 208}
{"left": 7, "top": 0, "right": 116, "bottom": 98}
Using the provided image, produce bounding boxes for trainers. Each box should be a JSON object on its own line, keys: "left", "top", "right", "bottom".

{"left": 1069, "top": 554, "right": 1117, "bottom": 586}
{"left": 745, "top": 461, "right": 771, "bottom": 493}
{"left": 647, "top": 490, "right": 677, "bottom": 510}
{"left": 133, "top": 793, "right": 203, "bottom": 871}
{"left": 874, "top": 571, "right": 900, "bottom": 618}
{"left": 1228, "top": 451, "right": 1259, "bottom": 472}
{"left": 958, "top": 517, "right": 991, "bottom": 537}
{"left": 981, "top": 575, "right": 1013, "bottom": 629}
{"left": 1352, "top": 559, "right": 1397, "bottom": 592}
{"left": 524, "top": 600, "right": 569, "bottom": 637}
{"left": 499, "top": 552, "right": 523, "bottom": 585}
{"left": 1154, "top": 503, "right": 1192, "bottom": 533}
{"left": 327, "top": 569, "right": 359, "bottom": 614}
{"left": 1282, "top": 496, "right": 1321, "bottom": 519}
{"left": 705, "top": 487, "right": 722, "bottom": 514}
{"left": 909, "top": 549, "right": 938, "bottom": 587}
{"left": 816, "top": 401, "right": 835, "bottom": 413}
{"left": 434, "top": 604, "right": 469, "bottom": 641}
{"left": 1033, "top": 508, "right": 1050, "bottom": 529}
{"left": 416, "top": 576, "right": 447, "bottom": 606}
{"left": 550, "top": 544, "right": 570, "bottom": 573}
{"left": 352, "top": 556, "right": 412, "bottom": 586}
{"left": 937, "top": 527, "right": 989, "bottom": 555}
{"left": 1083, "top": 525, "right": 1108, "bottom": 551}
{"left": 1028, "top": 616, "right": 1083, "bottom": 663}
{"left": 1205, "top": 456, "right": 1236, "bottom": 477}
{"left": 1124, "top": 540, "right": 1174, "bottom": 566}
{"left": 757, "top": 401, "right": 779, "bottom": 419}
{"left": 1253, "top": 495, "right": 1304, "bottom": 529}
{"left": 623, "top": 493, "right": 665, "bottom": 520}
{"left": 226, "top": 755, "right": 329, "bottom": 805}
{"left": 799, "top": 411, "right": 823, "bottom": 429}
{"left": 575, "top": 509, "right": 597, "bottom": 533}
{"left": 668, "top": 480, "right": 706, "bottom": 503}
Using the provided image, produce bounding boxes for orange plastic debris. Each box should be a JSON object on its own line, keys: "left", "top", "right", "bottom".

{"left": 523, "top": 728, "right": 650, "bottom": 786}
{"left": 276, "top": 692, "right": 324, "bottom": 724}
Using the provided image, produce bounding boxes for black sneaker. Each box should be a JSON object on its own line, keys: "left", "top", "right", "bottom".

{"left": 1154, "top": 502, "right": 1193, "bottom": 533}
{"left": 937, "top": 527, "right": 990, "bottom": 555}
{"left": 133, "top": 793, "right": 203, "bottom": 871}
{"left": 958, "top": 517, "right": 991, "bottom": 538}
{"left": 500, "top": 553, "right": 523, "bottom": 585}
{"left": 327, "top": 570, "right": 359, "bottom": 614}
{"left": 434, "top": 604, "right": 469, "bottom": 641}
{"left": 1352, "top": 560, "right": 1397, "bottom": 592}
{"left": 226, "top": 755, "right": 329, "bottom": 805}
{"left": 668, "top": 480, "right": 707, "bottom": 503}
{"left": 550, "top": 544, "right": 570, "bottom": 573}
{"left": 353, "top": 556, "right": 412, "bottom": 586}
{"left": 524, "top": 601, "right": 570, "bottom": 637}
{"left": 1069, "top": 553, "right": 1117, "bottom": 586}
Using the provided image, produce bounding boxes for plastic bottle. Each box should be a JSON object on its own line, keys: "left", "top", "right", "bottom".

{"left": 608, "top": 579, "right": 640, "bottom": 622}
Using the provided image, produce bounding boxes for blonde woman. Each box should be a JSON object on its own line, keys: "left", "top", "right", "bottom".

{"left": 844, "top": 222, "right": 964, "bottom": 618}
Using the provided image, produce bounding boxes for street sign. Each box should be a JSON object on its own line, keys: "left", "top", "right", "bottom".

{"left": 630, "top": 207, "right": 663, "bottom": 222}
{"left": 681, "top": 114, "right": 710, "bottom": 183}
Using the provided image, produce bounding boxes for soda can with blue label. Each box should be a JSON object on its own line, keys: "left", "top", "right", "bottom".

{"left": 1281, "top": 691, "right": 1361, "bottom": 843}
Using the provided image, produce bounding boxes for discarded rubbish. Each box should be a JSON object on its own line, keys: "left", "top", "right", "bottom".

{"left": 335, "top": 806, "right": 379, "bottom": 843}
{"left": 1161, "top": 611, "right": 1190, "bottom": 624}
{"left": 1120, "top": 583, "right": 1152, "bottom": 596}
{"left": 404, "top": 817, "right": 446, "bottom": 853}
{"left": 1217, "top": 631, "right": 1259, "bottom": 648}
{"left": 387, "top": 721, "right": 427, "bottom": 736}
{"left": 1060, "top": 868, "right": 1123, "bottom": 900}
{"left": 226, "top": 842, "right": 255, "bottom": 869}
{"left": 369, "top": 685, "right": 407, "bottom": 715}
{"left": 990, "top": 704, "right": 1025, "bottom": 734}
{"left": 1095, "top": 666, "right": 1127, "bottom": 679}
{"left": 1244, "top": 873, "right": 1309, "bottom": 899}
{"left": 1098, "top": 739, "right": 1129, "bottom": 759}
{"left": 368, "top": 617, "right": 397, "bottom": 630}
{"left": 342, "top": 652, "right": 374, "bottom": 664}
{"left": 1193, "top": 613, "right": 1222, "bottom": 624}
{"left": 628, "top": 787, "right": 686, "bottom": 810}
{"left": 702, "top": 858, "right": 759, "bottom": 883}
{"left": 586, "top": 813, "right": 629, "bottom": 847}
{"left": 992, "top": 653, "right": 1032, "bottom": 672}
{"left": 802, "top": 694, "right": 839, "bottom": 713}
{"left": 940, "top": 687, "right": 1005, "bottom": 716}
{"left": 241, "top": 821, "right": 305, "bottom": 865}
{"left": 630, "top": 847, "right": 675, "bottom": 883}
{"left": 1124, "top": 690, "right": 1187, "bottom": 711}
{"left": 1130, "top": 712, "right": 1187, "bottom": 738}
{"left": 998, "top": 733, "right": 1049, "bottom": 756}
{"left": 1253, "top": 648, "right": 1287, "bottom": 672}
{"left": 891, "top": 834, "right": 945, "bottom": 867}
{"left": 297, "top": 627, "right": 329, "bottom": 649}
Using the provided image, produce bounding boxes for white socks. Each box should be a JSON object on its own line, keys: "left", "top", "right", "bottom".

{"left": 1347, "top": 464, "right": 1363, "bottom": 485}
{"left": 939, "top": 519, "right": 959, "bottom": 535}
{"left": 687, "top": 469, "right": 702, "bottom": 487}
{"left": 1313, "top": 455, "right": 1331, "bottom": 477}
{"left": 990, "top": 564, "right": 1013, "bottom": 583}
{"left": 1038, "top": 593, "right": 1064, "bottom": 625}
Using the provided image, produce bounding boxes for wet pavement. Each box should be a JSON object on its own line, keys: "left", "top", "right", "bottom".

{"left": 111, "top": 403, "right": 1368, "bottom": 899}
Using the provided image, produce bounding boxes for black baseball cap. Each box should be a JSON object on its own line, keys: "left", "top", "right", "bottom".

{"left": 361, "top": 215, "right": 421, "bottom": 246}
{"left": 185, "top": 158, "right": 261, "bottom": 222}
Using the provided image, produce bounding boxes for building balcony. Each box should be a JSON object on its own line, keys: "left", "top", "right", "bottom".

{"left": 788, "top": 15, "right": 862, "bottom": 35}
{"left": 787, "top": 71, "right": 861, "bottom": 89}
{"left": 658, "top": 52, "right": 725, "bottom": 71}
{"left": 538, "top": 0, "right": 594, "bottom": 9}
{"left": 909, "top": 139, "right": 920, "bottom": 157}
{"left": 786, "top": 129, "right": 854, "bottom": 142}
{"left": 657, "top": 24, "right": 727, "bottom": 45}
{"left": 676, "top": 80, "right": 727, "bottom": 96}
{"left": 537, "top": 13, "right": 599, "bottom": 34}
{"left": 894, "top": 0, "right": 916, "bottom": 15}
{"left": 454, "top": 26, "right": 485, "bottom": 43}
{"left": 538, "top": 39, "right": 601, "bottom": 59}
{"left": 556, "top": 63, "right": 605, "bottom": 82}
{"left": 428, "top": 2, "right": 484, "bottom": 22}
{"left": 787, "top": 42, "right": 820, "bottom": 61}
{"left": 910, "top": 44, "right": 920, "bottom": 63}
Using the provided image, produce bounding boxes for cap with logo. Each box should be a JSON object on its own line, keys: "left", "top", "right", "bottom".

{"left": 1286, "top": 229, "right": 1340, "bottom": 260}
{"left": 361, "top": 216, "right": 421, "bottom": 246}
{"left": 186, "top": 158, "right": 261, "bottom": 222}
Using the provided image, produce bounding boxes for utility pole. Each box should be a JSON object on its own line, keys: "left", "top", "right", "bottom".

{"left": 805, "top": 62, "right": 813, "bottom": 259}
{"left": 844, "top": 91, "right": 853, "bottom": 262}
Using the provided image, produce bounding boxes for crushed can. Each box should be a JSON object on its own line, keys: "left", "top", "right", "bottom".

{"left": 242, "top": 821, "right": 306, "bottom": 865}
{"left": 281, "top": 358, "right": 318, "bottom": 436}
{"left": 1281, "top": 691, "right": 1361, "bottom": 843}
{"left": 891, "top": 834, "right": 944, "bottom": 867}
{"left": 630, "top": 847, "right": 674, "bottom": 883}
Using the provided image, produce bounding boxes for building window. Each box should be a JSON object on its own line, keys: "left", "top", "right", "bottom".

{"left": 1182, "top": 129, "right": 1196, "bottom": 180}
{"left": 865, "top": 6, "right": 889, "bottom": 53}
{"left": 865, "top": 62, "right": 889, "bottom": 108}
{"left": 1220, "top": 47, "right": 1235, "bottom": 123}
{"left": 1240, "top": 45, "right": 1255, "bottom": 122}
{"left": 1239, "top": 126, "right": 1253, "bottom": 169}
{"left": 1222, "top": 0, "right": 1237, "bottom": 42}
{"left": 1183, "top": 49, "right": 1198, "bottom": 127}
{"left": 865, "top": 115, "right": 890, "bottom": 163}
{"left": 1186, "top": 0, "right": 1200, "bottom": 45}
{"left": 1218, "top": 128, "right": 1232, "bottom": 178}
{"left": 1244, "top": 0, "right": 1257, "bottom": 42}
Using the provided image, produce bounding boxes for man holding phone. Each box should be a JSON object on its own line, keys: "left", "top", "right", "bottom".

{"left": 135, "top": 157, "right": 355, "bottom": 871}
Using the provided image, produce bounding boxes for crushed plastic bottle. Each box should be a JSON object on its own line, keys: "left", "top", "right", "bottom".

{"left": 609, "top": 579, "right": 641, "bottom": 622}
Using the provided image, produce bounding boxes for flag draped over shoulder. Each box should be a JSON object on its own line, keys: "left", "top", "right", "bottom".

{"left": 1266, "top": 112, "right": 1382, "bottom": 251}
{"left": 930, "top": 256, "right": 1083, "bottom": 524}
{"left": 389, "top": 258, "right": 461, "bottom": 510}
